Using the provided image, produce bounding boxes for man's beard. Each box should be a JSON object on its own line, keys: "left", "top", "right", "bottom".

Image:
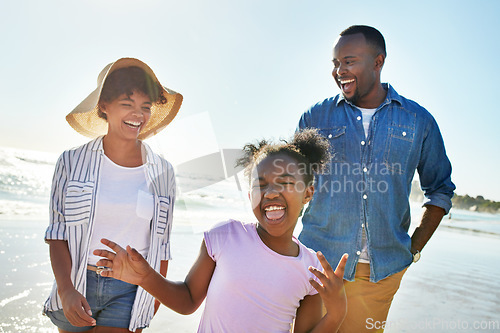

{"left": 343, "top": 89, "right": 359, "bottom": 106}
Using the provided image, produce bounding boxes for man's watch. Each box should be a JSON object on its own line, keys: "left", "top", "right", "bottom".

{"left": 412, "top": 249, "right": 421, "bottom": 263}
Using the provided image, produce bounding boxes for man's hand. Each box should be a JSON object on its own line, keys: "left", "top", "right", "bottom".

{"left": 59, "top": 288, "right": 96, "bottom": 327}
{"left": 93, "top": 238, "right": 155, "bottom": 285}
{"left": 308, "top": 252, "right": 348, "bottom": 318}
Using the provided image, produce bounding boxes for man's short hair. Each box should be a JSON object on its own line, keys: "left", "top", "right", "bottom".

{"left": 340, "top": 25, "right": 386, "bottom": 57}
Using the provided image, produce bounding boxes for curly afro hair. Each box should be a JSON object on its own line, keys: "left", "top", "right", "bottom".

{"left": 236, "top": 128, "right": 331, "bottom": 186}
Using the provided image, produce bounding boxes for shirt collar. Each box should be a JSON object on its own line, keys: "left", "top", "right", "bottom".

{"left": 88, "top": 136, "right": 157, "bottom": 165}
{"left": 89, "top": 136, "right": 104, "bottom": 152}
{"left": 335, "top": 83, "right": 403, "bottom": 107}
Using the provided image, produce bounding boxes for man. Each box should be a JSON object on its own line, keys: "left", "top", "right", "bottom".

{"left": 297, "top": 25, "right": 455, "bottom": 332}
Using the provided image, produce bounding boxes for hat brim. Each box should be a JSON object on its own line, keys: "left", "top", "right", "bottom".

{"left": 66, "top": 58, "right": 183, "bottom": 140}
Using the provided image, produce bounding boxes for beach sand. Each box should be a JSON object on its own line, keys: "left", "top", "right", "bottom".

{"left": 1, "top": 214, "right": 499, "bottom": 332}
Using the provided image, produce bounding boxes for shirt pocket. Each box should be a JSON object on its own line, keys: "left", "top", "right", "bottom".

{"left": 383, "top": 126, "right": 415, "bottom": 175}
{"left": 64, "top": 181, "right": 94, "bottom": 225}
{"left": 156, "top": 196, "right": 171, "bottom": 236}
{"left": 320, "top": 126, "right": 346, "bottom": 162}
{"left": 136, "top": 190, "right": 154, "bottom": 220}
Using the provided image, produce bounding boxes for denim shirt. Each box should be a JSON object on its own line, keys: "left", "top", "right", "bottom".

{"left": 298, "top": 84, "right": 455, "bottom": 282}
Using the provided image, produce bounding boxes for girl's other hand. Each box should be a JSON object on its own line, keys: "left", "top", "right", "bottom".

{"left": 308, "top": 252, "right": 348, "bottom": 319}
{"left": 93, "top": 238, "right": 154, "bottom": 285}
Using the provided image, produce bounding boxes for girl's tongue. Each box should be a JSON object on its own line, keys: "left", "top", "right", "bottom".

{"left": 265, "top": 208, "right": 285, "bottom": 220}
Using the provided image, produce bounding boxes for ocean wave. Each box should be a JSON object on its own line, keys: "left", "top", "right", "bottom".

{"left": 0, "top": 147, "right": 246, "bottom": 219}
{"left": 440, "top": 224, "right": 500, "bottom": 237}
{"left": 0, "top": 290, "right": 30, "bottom": 307}
{"left": 0, "top": 147, "right": 56, "bottom": 202}
{"left": 0, "top": 147, "right": 58, "bottom": 166}
{"left": 0, "top": 199, "right": 47, "bottom": 219}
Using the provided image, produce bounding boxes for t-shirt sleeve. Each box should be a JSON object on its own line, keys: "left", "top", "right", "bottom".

{"left": 203, "top": 220, "right": 233, "bottom": 261}
{"left": 306, "top": 248, "right": 322, "bottom": 296}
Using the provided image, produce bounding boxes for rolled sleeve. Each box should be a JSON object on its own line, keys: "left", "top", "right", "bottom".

{"left": 158, "top": 165, "right": 176, "bottom": 261}
{"left": 45, "top": 154, "right": 68, "bottom": 242}
{"left": 45, "top": 222, "right": 66, "bottom": 241}
{"left": 418, "top": 117, "right": 455, "bottom": 214}
{"left": 423, "top": 192, "right": 453, "bottom": 214}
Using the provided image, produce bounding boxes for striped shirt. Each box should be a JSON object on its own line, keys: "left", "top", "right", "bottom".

{"left": 43, "top": 136, "right": 175, "bottom": 332}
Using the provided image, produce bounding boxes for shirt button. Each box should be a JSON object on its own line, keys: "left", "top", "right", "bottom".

{"left": 402, "top": 131, "right": 407, "bottom": 137}
{"left": 363, "top": 167, "right": 368, "bottom": 172}
{"left": 356, "top": 251, "right": 361, "bottom": 255}
{"left": 361, "top": 141, "right": 366, "bottom": 146}
{"left": 328, "top": 134, "right": 332, "bottom": 139}
{"left": 363, "top": 194, "right": 367, "bottom": 199}
{"left": 357, "top": 116, "right": 361, "bottom": 121}
{"left": 361, "top": 223, "right": 365, "bottom": 228}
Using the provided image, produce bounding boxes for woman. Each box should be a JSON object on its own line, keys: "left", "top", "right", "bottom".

{"left": 43, "top": 58, "right": 182, "bottom": 332}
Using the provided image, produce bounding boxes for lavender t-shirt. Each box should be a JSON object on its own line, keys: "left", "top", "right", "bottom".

{"left": 199, "top": 220, "right": 321, "bottom": 333}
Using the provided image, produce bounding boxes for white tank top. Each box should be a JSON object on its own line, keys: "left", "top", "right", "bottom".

{"left": 358, "top": 106, "right": 377, "bottom": 138}
{"left": 357, "top": 106, "right": 377, "bottom": 263}
{"left": 88, "top": 154, "right": 154, "bottom": 265}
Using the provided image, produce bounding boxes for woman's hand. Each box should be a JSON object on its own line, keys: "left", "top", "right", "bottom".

{"left": 309, "top": 252, "right": 348, "bottom": 321}
{"left": 59, "top": 288, "right": 96, "bottom": 327}
{"left": 93, "top": 238, "right": 155, "bottom": 285}
{"left": 47, "top": 240, "right": 95, "bottom": 327}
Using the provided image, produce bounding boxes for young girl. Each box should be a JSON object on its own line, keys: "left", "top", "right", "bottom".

{"left": 43, "top": 58, "right": 182, "bottom": 332}
{"left": 95, "top": 129, "right": 348, "bottom": 332}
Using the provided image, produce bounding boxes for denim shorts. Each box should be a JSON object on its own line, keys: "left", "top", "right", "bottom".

{"left": 46, "top": 270, "right": 138, "bottom": 331}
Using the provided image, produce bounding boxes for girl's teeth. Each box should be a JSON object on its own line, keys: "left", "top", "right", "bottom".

{"left": 265, "top": 206, "right": 284, "bottom": 211}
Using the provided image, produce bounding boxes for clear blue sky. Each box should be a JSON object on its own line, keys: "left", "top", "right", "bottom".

{"left": 1, "top": 0, "right": 499, "bottom": 201}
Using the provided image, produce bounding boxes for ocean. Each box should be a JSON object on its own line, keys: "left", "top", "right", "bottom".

{"left": 1, "top": 147, "right": 499, "bottom": 332}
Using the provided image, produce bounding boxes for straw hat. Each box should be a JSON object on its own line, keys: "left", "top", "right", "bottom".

{"left": 66, "top": 58, "right": 183, "bottom": 140}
